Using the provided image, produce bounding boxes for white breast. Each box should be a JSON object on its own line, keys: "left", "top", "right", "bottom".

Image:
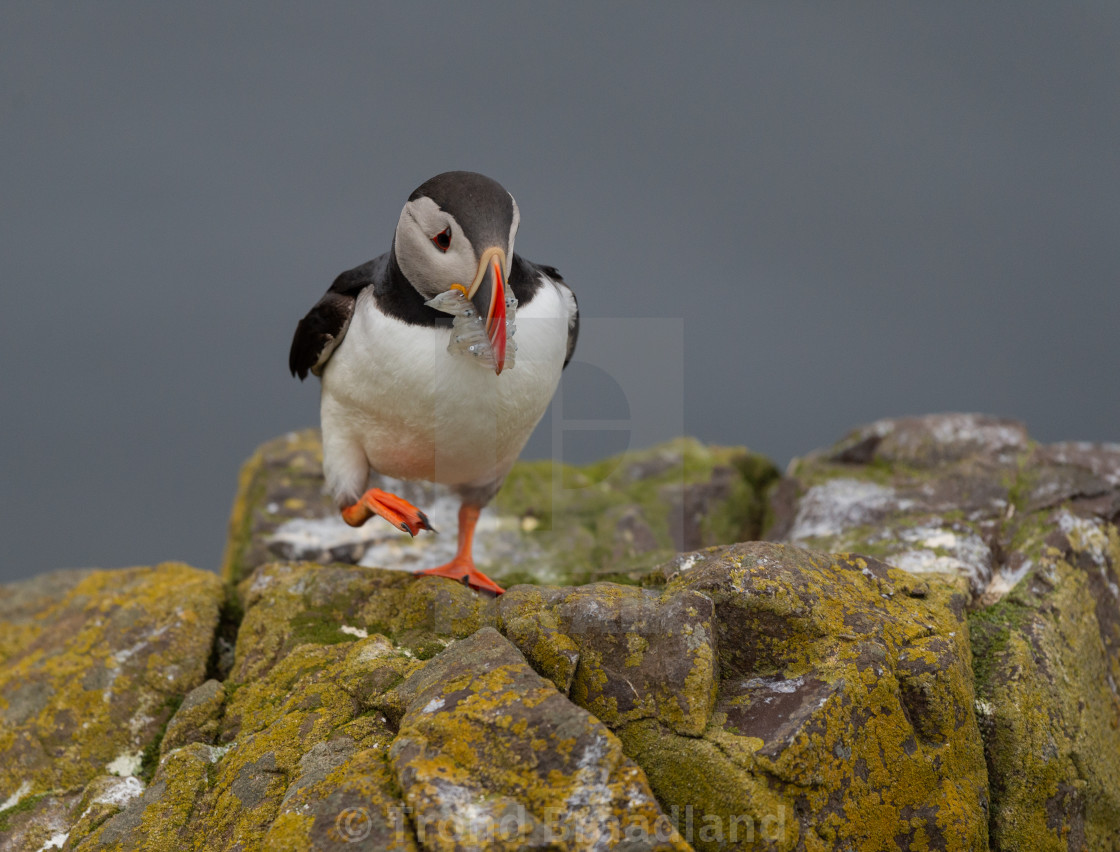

{"left": 319, "top": 278, "right": 570, "bottom": 504}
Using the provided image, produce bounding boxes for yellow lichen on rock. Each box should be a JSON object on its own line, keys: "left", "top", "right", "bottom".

{"left": 621, "top": 543, "right": 987, "bottom": 851}
{"left": 221, "top": 429, "right": 329, "bottom": 588}
{"left": 11, "top": 420, "right": 1120, "bottom": 850}
{"left": 972, "top": 515, "right": 1120, "bottom": 851}
{"left": 498, "top": 582, "right": 719, "bottom": 739}
{"left": 768, "top": 415, "right": 1120, "bottom": 850}
{"left": 384, "top": 627, "right": 689, "bottom": 851}
{"left": 75, "top": 626, "right": 415, "bottom": 851}
{"left": 0, "top": 563, "right": 222, "bottom": 802}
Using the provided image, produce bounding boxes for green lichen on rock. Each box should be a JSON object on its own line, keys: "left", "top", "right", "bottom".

{"left": 78, "top": 632, "right": 413, "bottom": 851}
{"left": 9, "top": 420, "right": 1120, "bottom": 851}
{"left": 474, "top": 539, "right": 985, "bottom": 850}
{"left": 229, "top": 560, "right": 491, "bottom": 683}
{"left": 261, "top": 741, "right": 419, "bottom": 851}
{"left": 68, "top": 582, "right": 688, "bottom": 851}
{"left": 771, "top": 414, "right": 1120, "bottom": 850}
{"left": 622, "top": 717, "right": 791, "bottom": 849}
{"left": 159, "top": 679, "right": 226, "bottom": 757}
{"left": 0, "top": 788, "right": 82, "bottom": 851}
{"left": 494, "top": 437, "right": 779, "bottom": 585}
{"left": 0, "top": 563, "right": 223, "bottom": 803}
{"left": 208, "top": 532, "right": 986, "bottom": 850}
{"left": 383, "top": 627, "right": 689, "bottom": 851}
{"left": 628, "top": 543, "right": 986, "bottom": 851}
{"left": 495, "top": 602, "right": 580, "bottom": 695}
{"left": 496, "top": 582, "right": 718, "bottom": 737}
{"left": 193, "top": 645, "right": 371, "bottom": 847}
{"left": 969, "top": 513, "right": 1120, "bottom": 852}
{"left": 221, "top": 430, "right": 778, "bottom": 590}
{"left": 63, "top": 774, "right": 146, "bottom": 847}
{"left": 138, "top": 693, "right": 184, "bottom": 782}
{"left": 770, "top": 414, "right": 1033, "bottom": 598}
{"left": 222, "top": 430, "right": 331, "bottom": 588}
{"left": 78, "top": 743, "right": 214, "bottom": 850}
{"left": 0, "top": 791, "right": 53, "bottom": 835}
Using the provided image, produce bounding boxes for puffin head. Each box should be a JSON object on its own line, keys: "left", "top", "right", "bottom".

{"left": 394, "top": 171, "right": 519, "bottom": 374}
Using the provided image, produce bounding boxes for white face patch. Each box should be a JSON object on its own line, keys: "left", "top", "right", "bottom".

{"left": 394, "top": 197, "right": 478, "bottom": 298}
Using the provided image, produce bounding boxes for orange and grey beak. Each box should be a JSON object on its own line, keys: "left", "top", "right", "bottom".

{"left": 466, "top": 248, "right": 509, "bottom": 375}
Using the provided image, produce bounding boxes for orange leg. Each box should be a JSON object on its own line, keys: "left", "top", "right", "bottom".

{"left": 341, "top": 488, "right": 433, "bottom": 536}
{"left": 417, "top": 503, "right": 505, "bottom": 595}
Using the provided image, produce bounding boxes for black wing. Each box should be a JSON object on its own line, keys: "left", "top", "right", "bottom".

{"left": 556, "top": 273, "right": 579, "bottom": 369}
{"left": 509, "top": 255, "right": 579, "bottom": 369}
{"left": 288, "top": 257, "right": 381, "bottom": 380}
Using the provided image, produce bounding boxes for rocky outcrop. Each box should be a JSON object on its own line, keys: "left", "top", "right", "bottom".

{"left": 2, "top": 416, "right": 1118, "bottom": 851}
{"left": 770, "top": 414, "right": 1120, "bottom": 851}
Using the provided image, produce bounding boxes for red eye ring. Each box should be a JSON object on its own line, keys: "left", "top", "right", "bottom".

{"left": 432, "top": 227, "right": 451, "bottom": 252}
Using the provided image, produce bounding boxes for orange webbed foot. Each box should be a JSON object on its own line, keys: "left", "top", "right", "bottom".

{"left": 418, "top": 556, "right": 505, "bottom": 596}
{"left": 341, "top": 488, "right": 434, "bottom": 536}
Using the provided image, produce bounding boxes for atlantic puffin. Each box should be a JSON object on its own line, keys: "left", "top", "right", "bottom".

{"left": 290, "top": 171, "right": 579, "bottom": 595}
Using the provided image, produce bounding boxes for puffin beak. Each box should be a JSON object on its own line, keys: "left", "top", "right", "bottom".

{"left": 466, "top": 248, "right": 508, "bottom": 375}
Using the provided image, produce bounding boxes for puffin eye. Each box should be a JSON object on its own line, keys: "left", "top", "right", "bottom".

{"left": 432, "top": 227, "right": 452, "bottom": 252}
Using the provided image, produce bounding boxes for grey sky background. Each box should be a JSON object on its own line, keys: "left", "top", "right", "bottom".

{"left": 2, "top": 5, "right": 1118, "bottom": 583}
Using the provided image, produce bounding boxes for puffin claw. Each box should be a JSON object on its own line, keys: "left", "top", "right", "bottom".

{"left": 418, "top": 557, "right": 505, "bottom": 596}
{"left": 342, "top": 489, "right": 433, "bottom": 537}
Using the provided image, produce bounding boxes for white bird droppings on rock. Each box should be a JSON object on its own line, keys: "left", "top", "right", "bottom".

{"left": 269, "top": 515, "right": 394, "bottom": 560}
{"left": 106, "top": 751, "right": 143, "bottom": 778}
{"left": 920, "top": 530, "right": 958, "bottom": 550}
{"left": 767, "top": 677, "right": 804, "bottom": 694}
{"left": 1, "top": 780, "right": 32, "bottom": 811}
{"left": 267, "top": 489, "right": 517, "bottom": 574}
{"left": 35, "top": 833, "right": 68, "bottom": 852}
{"left": 983, "top": 559, "right": 1034, "bottom": 602}
{"left": 789, "top": 479, "right": 907, "bottom": 540}
{"left": 95, "top": 775, "right": 145, "bottom": 808}
{"left": 928, "top": 414, "right": 1028, "bottom": 454}
{"left": 1058, "top": 510, "right": 1111, "bottom": 568}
